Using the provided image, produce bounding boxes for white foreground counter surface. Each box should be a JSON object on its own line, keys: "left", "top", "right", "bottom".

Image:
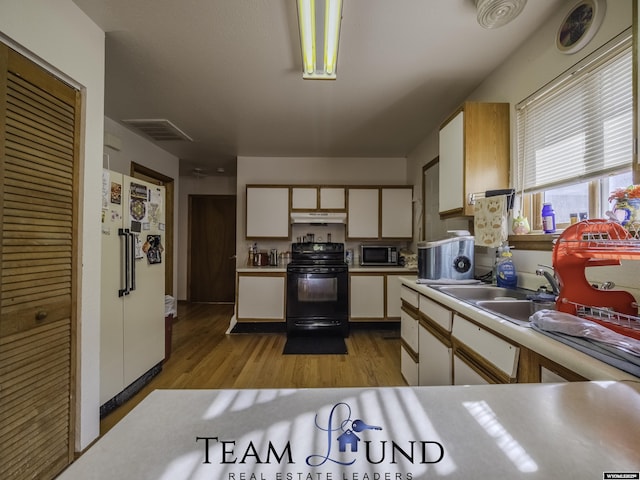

{"left": 59, "top": 383, "right": 640, "bottom": 479}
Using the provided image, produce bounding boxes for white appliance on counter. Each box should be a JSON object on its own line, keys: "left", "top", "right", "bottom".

{"left": 100, "top": 169, "right": 166, "bottom": 408}
{"left": 417, "top": 231, "right": 474, "bottom": 282}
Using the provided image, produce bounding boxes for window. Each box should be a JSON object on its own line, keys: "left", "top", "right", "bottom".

{"left": 515, "top": 30, "right": 633, "bottom": 230}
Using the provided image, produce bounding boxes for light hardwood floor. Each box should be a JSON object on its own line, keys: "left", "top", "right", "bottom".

{"left": 100, "top": 302, "right": 407, "bottom": 435}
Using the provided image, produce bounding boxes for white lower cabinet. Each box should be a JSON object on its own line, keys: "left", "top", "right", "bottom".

{"left": 386, "top": 274, "right": 409, "bottom": 319}
{"left": 418, "top": 321, "right": 452, "bottom": 386}
{"left": 350, "top": 274, "right": 385, "bottom": 320}
{"left": 540, "top": 366, "right": 569, "bottom": 383}
{"left": 236, "top": 273, "right": 286, "bottom": 321}
{"left": 400, "top": 286, "right": 420, "bottom": 386}
{"left": 397, "top": 281, "right": 596, "bottom": 385}
{"left": 453, "top": 355, "right": 490, "bottom": 385}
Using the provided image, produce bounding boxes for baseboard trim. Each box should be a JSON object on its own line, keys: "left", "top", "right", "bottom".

{"left": 100, "top": 362, "right": 163, "bottom": 419}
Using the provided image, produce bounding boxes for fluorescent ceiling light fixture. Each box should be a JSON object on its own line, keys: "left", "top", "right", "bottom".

{"left": 297, "top": 0, "right": 343, "bottom": 80}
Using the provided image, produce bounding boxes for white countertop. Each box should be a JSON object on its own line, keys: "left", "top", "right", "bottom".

{"left": 400, "top": 277, "right": 639, "bottom": 382}
{"left": 237, "top": 266, "right": 287, "bottom": 273}
{"left": 58, "top": 383, "right": 640, "bottom": 479}
{"left": 237, "top": 266, "right": 417, "bottom": 273}
{"left": 349, "top": 266, "right": 417, "bottom": 273}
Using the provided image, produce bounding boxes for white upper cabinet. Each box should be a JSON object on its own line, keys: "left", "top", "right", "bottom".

{"left": 438, "top": 102, "right": 510, "bottom": 217}
{"left": 347, "top": 188, "right": 380, "bottom": 239}
{"left": 347, "top": 186, "right": 413, "bottom": 240}
{"left": 439, "top": 111, "right": 465, "bottom": 215}
{"left": 291, "top": 187, "right": 318, "bottom": 210}
{"left": 381, "top": 187, "right": 413, "bottom": 238}
{"left": 246, "top": 186, "right": 290, "bottom": 238}
{"left": 319, "top": 187, "right": 346, "bottom": 210}
{"left": 292, "top": 186, "right": 346, "bottom": 211}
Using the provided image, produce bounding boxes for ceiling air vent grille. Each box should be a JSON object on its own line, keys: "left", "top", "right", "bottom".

{"left": 122, "top": 118, "right": 193, "bottom": 142}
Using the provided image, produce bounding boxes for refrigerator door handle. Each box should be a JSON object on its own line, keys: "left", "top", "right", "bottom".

{"left": 118, "top": 228, "right": 131, "bottom": 297}
{"left": 130, "top": 233, "right": 137, "bottom": 292}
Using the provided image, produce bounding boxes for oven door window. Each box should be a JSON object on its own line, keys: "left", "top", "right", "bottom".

{"left": 297, "top": 276, "right": 337, "bottom": 302}
{"left": 287, "top": 270, "right": 348, "bottom": 320}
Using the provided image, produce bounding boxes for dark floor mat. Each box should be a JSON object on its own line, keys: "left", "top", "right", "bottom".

{"left": 283, "top": 336, "right": 348, "bottom": 355}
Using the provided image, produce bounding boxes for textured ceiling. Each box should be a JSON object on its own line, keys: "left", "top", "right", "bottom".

{"left": 72, "top": 0, "right": 566, "bottom": 176}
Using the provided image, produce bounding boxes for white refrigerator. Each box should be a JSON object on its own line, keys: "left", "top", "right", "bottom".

{"left": 100, "top": 169, "right": 166, "bottom": 406}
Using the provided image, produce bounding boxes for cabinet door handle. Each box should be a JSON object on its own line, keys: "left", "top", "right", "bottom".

{"left": 35, "top": 311, "right": 48, "bottom": 321}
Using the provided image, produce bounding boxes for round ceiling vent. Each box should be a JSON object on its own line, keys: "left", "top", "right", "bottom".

{"left": 475, "top": 0, "right": 527, "bottom": 29}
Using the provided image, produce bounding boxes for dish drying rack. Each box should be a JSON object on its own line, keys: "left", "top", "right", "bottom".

{"left": 553, "top": 219, "right": 640, "bottom": 340}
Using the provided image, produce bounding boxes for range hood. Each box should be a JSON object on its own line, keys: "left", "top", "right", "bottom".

{"left": 290, "top": 212, "right": 347, "bottom": 224}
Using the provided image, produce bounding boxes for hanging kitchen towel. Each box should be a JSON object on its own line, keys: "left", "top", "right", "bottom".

{"left": 474, "top": 195, "right": 508, "bottom": 247}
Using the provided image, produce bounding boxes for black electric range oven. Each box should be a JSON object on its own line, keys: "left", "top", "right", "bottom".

{"left": 286, "top": 242, "right": 349, "bottom": 337}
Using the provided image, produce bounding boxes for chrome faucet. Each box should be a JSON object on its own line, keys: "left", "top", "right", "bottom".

{"left": 593, "top": 281, "right": 616, "bottom": 290}
{"left": 536, "top": 265, "right": 560, "bottom": 296}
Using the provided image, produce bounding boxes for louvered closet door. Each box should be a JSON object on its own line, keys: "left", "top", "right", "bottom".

{"left": 0, "top": 45, "right": 80, "bottom": 480}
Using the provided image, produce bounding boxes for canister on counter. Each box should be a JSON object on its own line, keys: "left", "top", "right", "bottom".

{"left": 345, "top": 249, "right": 353, "bottom": 265}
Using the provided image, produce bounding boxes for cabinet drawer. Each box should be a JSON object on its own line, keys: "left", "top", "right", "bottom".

{"left": 400, "top": 285, "right": 419, "bottom": 308}
{"left": 419, "top": 295, "right": 452, "bottom": 332}
{"left": 453, "top": 354, "right": 490, "bottom": 385}
{"left": 401, "top": 344, "right": 419, "bottom": 386}
{"left": 401, "top": 308, "right": 419, "bottom": 353}
{"left": 452, "top": 314, "right": 519, "bottom": 379}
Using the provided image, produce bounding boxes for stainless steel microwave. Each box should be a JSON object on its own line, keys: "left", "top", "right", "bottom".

{"left": 360, "top": 245, "right": 399, "bottom": 266}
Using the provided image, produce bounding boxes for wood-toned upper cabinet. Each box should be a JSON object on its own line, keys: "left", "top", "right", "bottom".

{"left": 246, "top": 186, "right": 290, "bottom": 238}
{"left": 439, "top": 102, "right": 510, "bottom": 217}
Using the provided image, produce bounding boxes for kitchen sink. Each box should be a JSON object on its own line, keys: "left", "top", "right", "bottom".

{"left": 433, "top": 284, "right": 556, "bottom": 326}
{"left": 435, "top": 285, "right": 530, "bottom": 301}
{"left": 475, "top": 300, "right": 555, "bottom": 326}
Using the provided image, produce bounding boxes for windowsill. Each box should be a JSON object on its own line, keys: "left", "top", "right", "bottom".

{"left": 508, "top": 231, "right": 560, "bottom": 251}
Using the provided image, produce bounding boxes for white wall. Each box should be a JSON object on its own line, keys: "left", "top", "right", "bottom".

{"left": 177, "top": 175, "right": 236, "bottom": 300}
{"left": 103, "top": 117, "right": 181, "bottom": 296}
{"left": 406, "top": 0, "right": 637, "bottom": 295}
{"left": 0, "top": 0, "right": 105, "bottom": 450}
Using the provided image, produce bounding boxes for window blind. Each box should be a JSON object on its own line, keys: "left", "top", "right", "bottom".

{"left": 516, "top": 32, "right": 633, "bottom": 194}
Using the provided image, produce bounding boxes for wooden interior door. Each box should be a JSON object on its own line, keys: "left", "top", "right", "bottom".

{"left": 0, "top": 45, "right": 79, "bottom": 479}
{"left": 188, "top": 195, "right": 237, "bottom": 303}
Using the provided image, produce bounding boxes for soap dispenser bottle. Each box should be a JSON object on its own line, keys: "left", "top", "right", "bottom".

{"left": 496, "top": 245, "right": 517, "bottom": 289}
